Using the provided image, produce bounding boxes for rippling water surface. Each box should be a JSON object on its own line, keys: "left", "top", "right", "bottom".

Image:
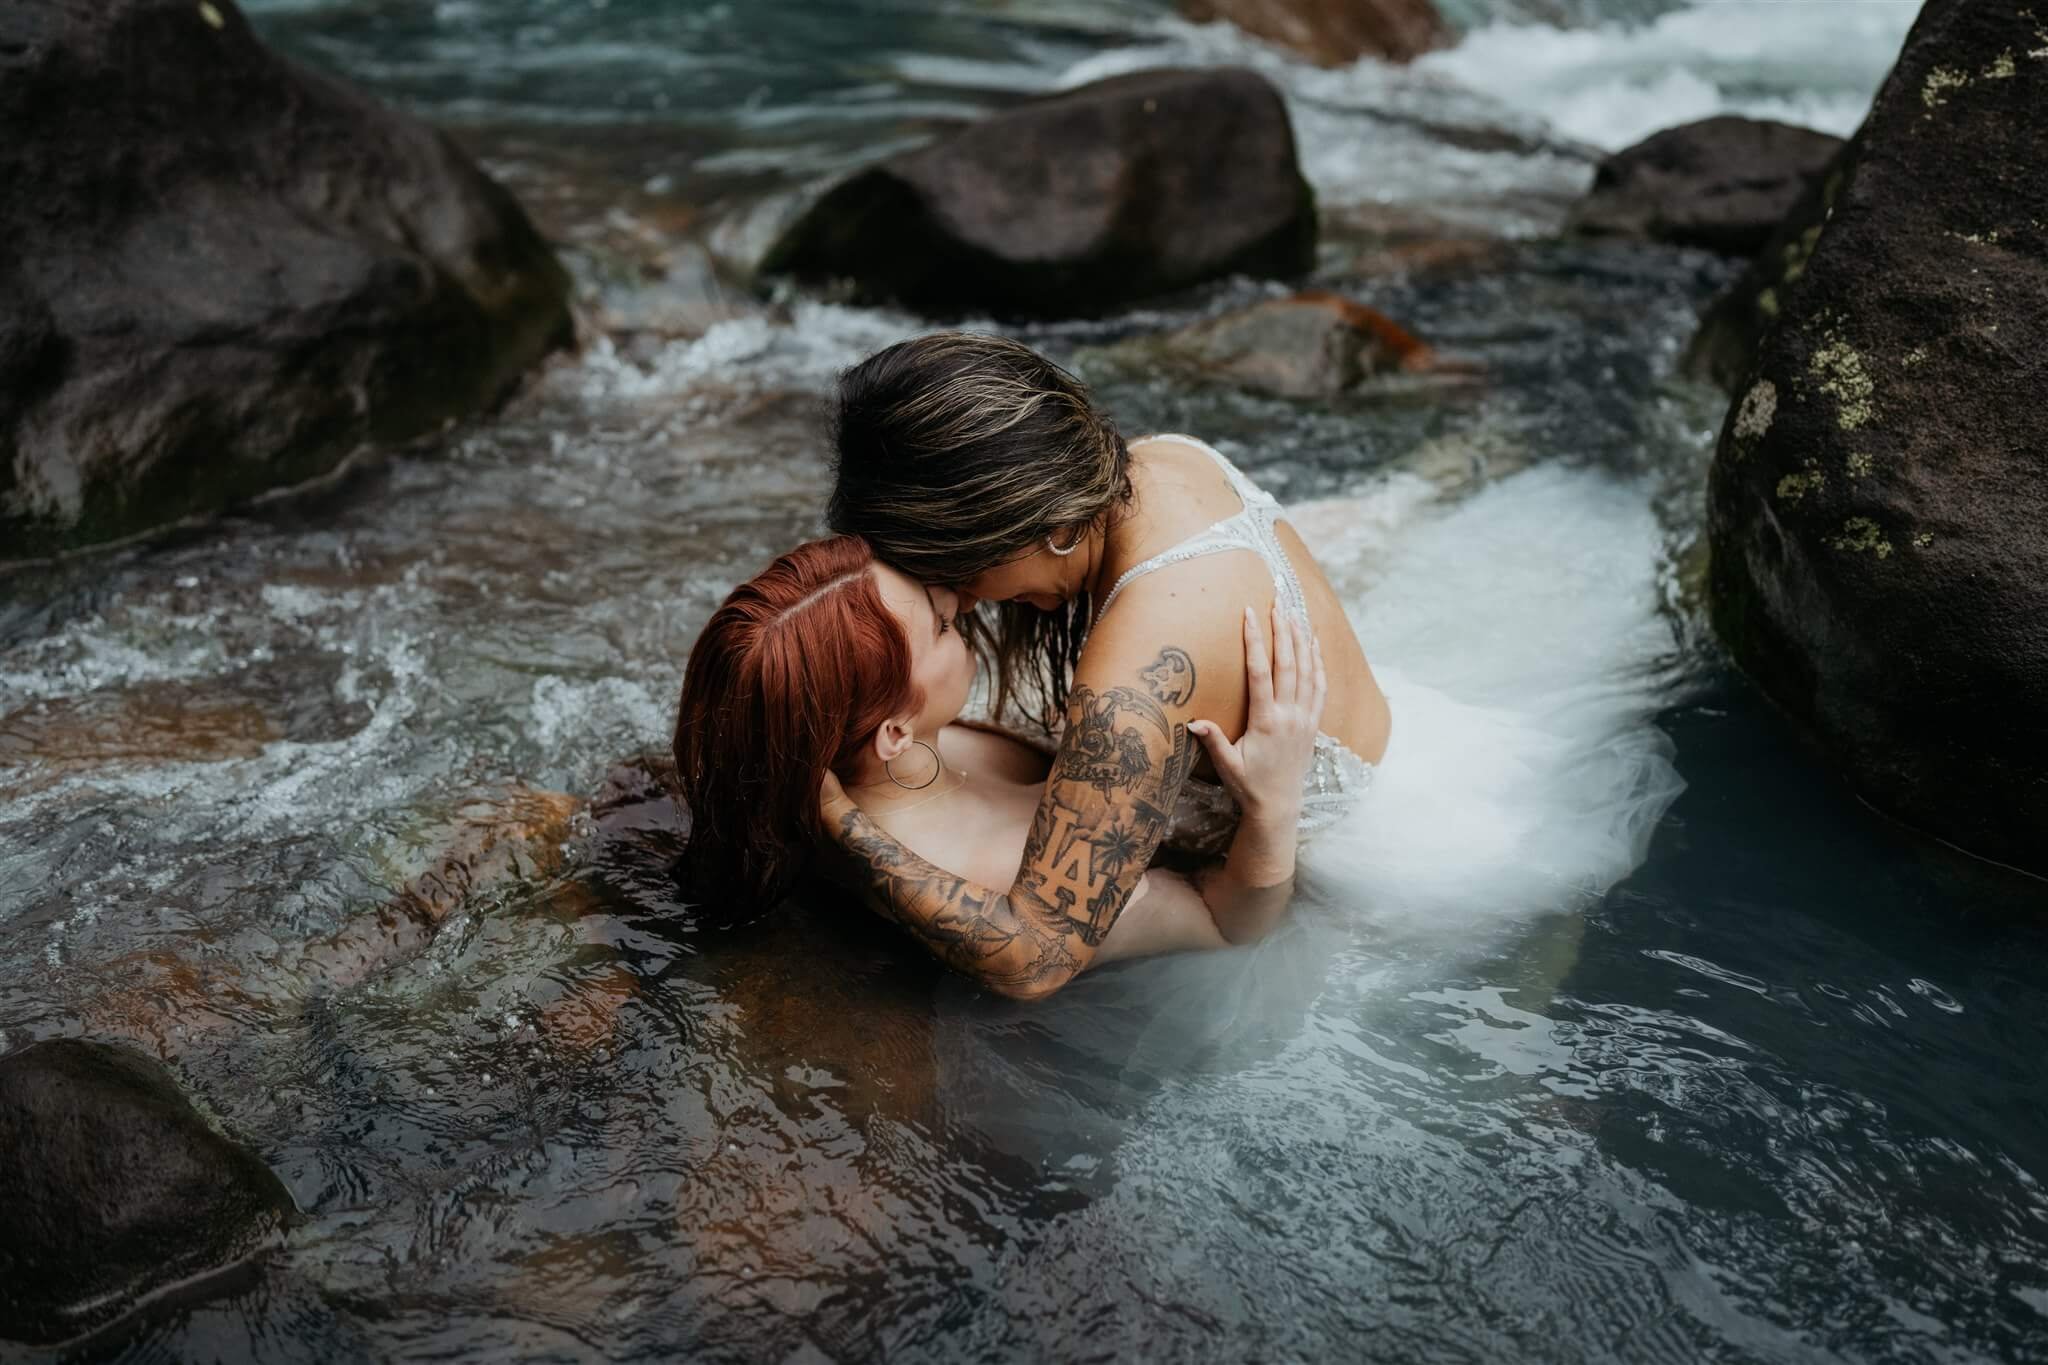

{"left": 4, "top": 1, "right": 2045, "bottom": 1361}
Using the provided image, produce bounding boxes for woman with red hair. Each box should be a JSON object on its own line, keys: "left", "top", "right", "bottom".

{"left": 673, "top": 535, "right": 1327, "bottom": 983}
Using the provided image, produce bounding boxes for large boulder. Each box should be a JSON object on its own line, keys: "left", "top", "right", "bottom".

{"left": 0, "top": 1039, "right": 295, "bottom": 1347}
{"left": 1705, "top": 0, "right": 2048, "bottom": 874}
{"left": 1567, "top": 116, "right": 1844, "bottom": 256}
{"left": 1177, "top": 0, "right": 1450, "bottom": 66}
{"left": 0, "top": 0, "right": 573, "bottom": 561}
{"left": 759, "top": 68, "right": 1316, "bottom": 319}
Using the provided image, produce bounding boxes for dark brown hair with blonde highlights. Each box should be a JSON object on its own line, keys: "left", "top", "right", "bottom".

{"left": 826, "top": 332, "right": 1132, "bottom": 727}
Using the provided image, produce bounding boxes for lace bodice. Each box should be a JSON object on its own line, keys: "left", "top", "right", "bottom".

{"left": 1101, "top": 433, "right": 1375, "bottom": 858}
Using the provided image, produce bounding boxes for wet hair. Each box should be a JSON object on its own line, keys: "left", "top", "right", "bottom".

{"left": 672, "top": 535, "right": 920, "bottom": 907}
{"left": 827, "top": 332, "right": 1133, "bottom": 727}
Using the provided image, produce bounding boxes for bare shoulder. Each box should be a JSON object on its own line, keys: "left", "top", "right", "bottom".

{"left": 1126, "top": 434, "right": 1244, "bottom": 530}
{"left": 1081, "top": 557, "right": 1272, "bottom": 735}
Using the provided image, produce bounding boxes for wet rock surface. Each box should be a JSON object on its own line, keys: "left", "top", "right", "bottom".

{"left": 1681, "top": 145, "right": 1850, "bottom": 391}
{"left": 0, "top": 1039, "right": 295, "bottom": 1347}
{"left": 0, "top": 0, "right": 573, "bottom": 561}
{"left": 1568, "top": 116, "right": 1842, "bottom": 256}
{"left": 1085, "top": 290, "right": 1474, "bottom": 402}
{"left": 1705, "top": 0, "right": 2048, "bottom": 874}
{"left": 759, "top": 68, "right": 1315, "bottom": 319}
{"left": 1177, "top": 0, "right": 1450, "bottom": 66}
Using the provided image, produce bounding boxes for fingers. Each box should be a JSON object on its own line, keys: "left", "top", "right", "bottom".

{"left": 1270, "top": 600, "right": 1296, "bottom": 703}
{"left": 1285, "top": 610, "right": 1314, "bottom": 707}
{"left": 1242, "top": 605, "right": 1272, "bottom": 702}
{"left": 1309, "top": 632, "right": 1329, "bottom": 725}
{"left": 1188, "top": 719, "right": 1246, "bottom": 791}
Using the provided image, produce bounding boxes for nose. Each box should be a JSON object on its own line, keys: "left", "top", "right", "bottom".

{"left": 952, "top": 589, "right": 979, "bottom": 615}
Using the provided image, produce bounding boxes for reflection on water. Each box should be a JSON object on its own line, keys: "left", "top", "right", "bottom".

{"left": 4, "top": 0, "right": 2044, "bottom": 1360}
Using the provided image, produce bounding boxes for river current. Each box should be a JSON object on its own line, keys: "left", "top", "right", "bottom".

{"left": 2, "top": 1, "right": 2044, "bottom": 1361}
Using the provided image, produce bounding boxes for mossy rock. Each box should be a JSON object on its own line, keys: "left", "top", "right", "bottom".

{"left": 1703, "top": 0, "right": 2048, "bottom": 874}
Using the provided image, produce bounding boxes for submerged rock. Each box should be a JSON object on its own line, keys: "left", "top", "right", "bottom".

{"left": 1704, "top": 0, "right": 2048, "bottom": 874}
{"left": 1567, "top": 116, "right": 1844, "bottom": 256}
{"left": 0, "top": 1039, "right": 295, "bottom": 1347}
{"left": 0, "top": 0, "right": 573, "bottom": 561}
{"left": 1177, "top": 0, "right": 1450, "bottom": 66}
{"left": 759, "top": 68, "right": 1315, "bottom": 319}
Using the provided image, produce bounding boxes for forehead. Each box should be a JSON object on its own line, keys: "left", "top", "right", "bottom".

{"left": 870, "top": 562, "right": 928, "bottom": 617}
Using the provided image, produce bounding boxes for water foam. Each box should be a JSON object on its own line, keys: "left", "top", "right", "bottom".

{"left": 1050, "top": 18, "right": 1591, "bottom": 223}
{"left": 1418, "top": 0, "right": 1922, "bottom": 150}
{"left": 1294, "top": 461, "right": 1688, "bottom": 938}
{"left": 570, "top": 301, "right": 931, "bottom": 404}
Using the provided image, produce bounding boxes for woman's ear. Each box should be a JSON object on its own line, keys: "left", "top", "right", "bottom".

{"left": 871, "top": 715, "right": 915, "bottom": 766}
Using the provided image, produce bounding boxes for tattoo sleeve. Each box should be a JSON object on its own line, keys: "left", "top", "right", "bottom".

{"left": 830, "top": 657, "right": 1200, "bottom": 1000}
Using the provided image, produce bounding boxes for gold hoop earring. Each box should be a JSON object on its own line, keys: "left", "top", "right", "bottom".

{"left": 884, "top": 739, "right": 941, "bottom": 791}
{"left": 1046, "top": 528, "right": 1083, "bottom": 557}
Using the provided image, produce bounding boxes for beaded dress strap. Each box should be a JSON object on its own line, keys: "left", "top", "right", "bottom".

{"left": 1092, "top": 434, "right": 1309, "bottom": 627}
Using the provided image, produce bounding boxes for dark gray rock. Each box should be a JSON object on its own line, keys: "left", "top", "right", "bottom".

{"left": 759, "top": 68, "right": 1316, "bottom": 320}
{"left": 1680, "top": 144, "right": 1851, "bottom": 390}
{"left": 0, "top": 1039, "right": 295, "bottom": 1347}
{"left": 0, "top": 0, "right": 573, "bottom": 561}
{"left": 1568, "top": 116, "right": 1844, "bottom": 256}
{"left": 1177, "top": 0, "right": 1451, "bottom": 67}
{"left": 1705, "top": 0, "right": 2048, "bottom": 875}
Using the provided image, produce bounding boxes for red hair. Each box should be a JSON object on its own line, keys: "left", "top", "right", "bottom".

{"left": 672, "top": 535, "right": 921, "bottom": 907}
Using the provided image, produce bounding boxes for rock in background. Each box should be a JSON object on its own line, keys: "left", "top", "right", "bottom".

{"left": 1568, "top": 116, "right": 1844, "bottom": 256}
{"left": 1704, "top": 0, "right": 2048, "bottom": 875}
{"left": 0, "top": 0, "right": 574, "bottom": 561}
{"left": 1177, "top": 0, "right": 1451, "bottom": 66}
{"left": 1085, "top": 290, "right": 1472, "bottom": 401}
{"left": 0, "top": 1039, "right": 295, "bottom": 1348}
{"left": 759, "top": 68, "right": 1316, "bottom": 319}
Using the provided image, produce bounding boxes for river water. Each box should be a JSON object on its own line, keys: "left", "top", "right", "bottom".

{"left": 3, "top": 1, "right": 2045, "bottom": 1361}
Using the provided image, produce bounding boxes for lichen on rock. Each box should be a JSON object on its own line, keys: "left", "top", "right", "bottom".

{"left": 1922, "top": 65, "right": 1971, "bottom": 106}
{"left": 1827, "top": 517, "right": 1894, "bottom": 557}
{"left": 1809, "top": 332, "right": 1878, "bottom": 429}
{"left": 1734, "top": 379, "right": 1778, "bottom": 442}
{"left": 1775, "top": 465, "right": 1825, "bottom": 503}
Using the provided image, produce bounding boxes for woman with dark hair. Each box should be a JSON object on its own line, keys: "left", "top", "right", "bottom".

{"left": 673, "top": 535, "right": 1330, "bottom": 984}
{"left": 815, "top": 332, "right": 1687, "bottom": 997}
{"left": 809, "top": 332, "right": 1388, "bottom": 1000}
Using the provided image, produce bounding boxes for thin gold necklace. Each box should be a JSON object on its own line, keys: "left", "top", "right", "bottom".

{"left": 850, "top": 770, "right": 969, "bottom": 817}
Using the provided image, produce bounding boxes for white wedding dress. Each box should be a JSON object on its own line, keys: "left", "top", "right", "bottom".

{"left": 1104, "top": 434, "right": 1686, "bottom": 930}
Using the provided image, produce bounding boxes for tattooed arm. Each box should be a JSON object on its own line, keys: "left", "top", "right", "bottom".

{"left": 820, "top": 638, "right": 1208, "bottom": 1001}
